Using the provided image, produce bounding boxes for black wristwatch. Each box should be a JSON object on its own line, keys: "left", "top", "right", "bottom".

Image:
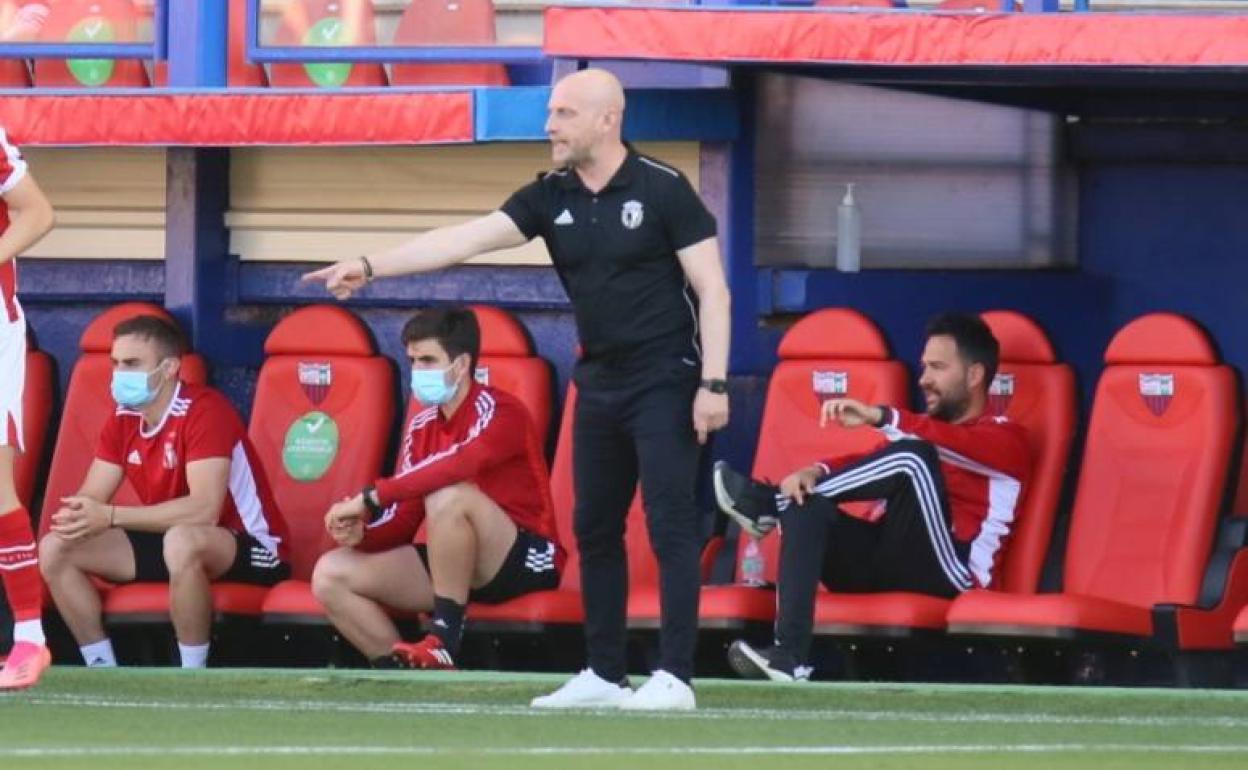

{"left": 361, "top": 485, "right": 383, "bottom": 521}
{"left": 700, "top": 378, "right": 728, "bottom": 395}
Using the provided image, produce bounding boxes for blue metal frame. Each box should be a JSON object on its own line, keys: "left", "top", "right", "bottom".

{"left": 245, "top": 0, "right": 543, "bottom": 66}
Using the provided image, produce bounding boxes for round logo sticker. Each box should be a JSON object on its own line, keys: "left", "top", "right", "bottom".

{"left": 302, "top": 18, "right": 352, "bottom": 88}
{"left": 67, "top": 16, "right": 116, "bottom": 87}
{"left": 282, "top": 411, "right": 339, "bottom": 482}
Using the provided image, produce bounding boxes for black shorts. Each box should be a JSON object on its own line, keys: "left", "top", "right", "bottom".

{"left": 125, "top": 530, "right": 291, "bottom": 585}
{"left": 414, "top": 529, "right": 561, "bottom": 605}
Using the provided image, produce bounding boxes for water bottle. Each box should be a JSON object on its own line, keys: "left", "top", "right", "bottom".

{"left": 836, "top": 182, "right": 861, "bottom": 273}
{"left": 741, "top": 536, "right": 766, "bottom": 587}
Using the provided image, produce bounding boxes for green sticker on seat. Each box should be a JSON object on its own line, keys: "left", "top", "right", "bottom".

{"left": 67, "top": 16, "right": 116, "bottom": 87}
{"left": 282, "top": 411, "right": 339, "bottom": 482}
{"left": 302, "top": 18, "right": 352, "bottom": 88}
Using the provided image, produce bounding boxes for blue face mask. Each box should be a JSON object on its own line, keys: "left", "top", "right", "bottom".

{"left": 111, "top": 368, "right": 160, "bottom": 408}
{"left": 410, "top": 366, "right": 458, "bottom": 407}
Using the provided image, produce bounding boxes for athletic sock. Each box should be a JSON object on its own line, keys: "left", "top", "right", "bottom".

{"left": 0, "top": 507, "right": 44, "bottom": 641}
{"left": 430, "top": 595, "right": 466, "bottom": 656}
{"left": 178, "top": 642, "right": 210, "bottom": 669}
{"left": 80, "top": 638, "right": 117, "bottom": 667}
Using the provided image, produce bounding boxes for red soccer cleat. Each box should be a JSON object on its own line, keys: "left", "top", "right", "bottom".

{"left": 0, "top": 642, "right": 52, "bottom": 690}
{"left": 390, "top": 634, "right": 456, "bottom": 670}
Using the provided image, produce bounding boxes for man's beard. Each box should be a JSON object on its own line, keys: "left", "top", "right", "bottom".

{"left": 926, "top": 387, "right": 971, "bottom": 423}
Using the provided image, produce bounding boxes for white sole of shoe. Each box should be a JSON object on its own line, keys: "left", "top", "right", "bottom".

{"left": 713, "top": 468, "right": 769, "bottom": 539}
{"left": 727, "top": 641, "right": 794, "bottom": 683}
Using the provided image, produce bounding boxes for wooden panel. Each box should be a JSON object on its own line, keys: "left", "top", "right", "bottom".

{"left": 228, "top": 142, "right": 702, "bottom": 264}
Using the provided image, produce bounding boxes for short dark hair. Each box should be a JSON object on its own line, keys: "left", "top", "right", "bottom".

{"left": 400, "top": 307, "right": 480, "bottom": 372}
{"left": 113, "top": 315, "right": 186, "bottom": 360}
{"left": 925, "top": 312, "right": 999, "bottom": 390}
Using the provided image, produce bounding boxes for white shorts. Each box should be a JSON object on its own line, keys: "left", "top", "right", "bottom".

{"left": 0, "top": 311, "right": 25, "bottom": 452}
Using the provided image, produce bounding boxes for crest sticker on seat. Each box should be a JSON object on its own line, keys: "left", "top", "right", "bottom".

{"left": 988, "top": 373, "right": 1015, "bottom": 417}
{"left": 1139, "top": 372, "right": 1174, "bottom": 417}
{"left": 812, "top": 370, "right": 849, "bottom": 404}
{"left": 298, "top": 362, "right": 333, "bottom": 406}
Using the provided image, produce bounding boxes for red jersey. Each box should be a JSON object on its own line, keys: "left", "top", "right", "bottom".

{"left": 363, "top": 382, "right": 564, "bottom": 568}
{"left": 96, "top": 382, "right": 290, "bottom": 560}
{"left": 820, "top": 407, "right": 1031, "bottom": 588}
{"left": 0, "top": 127, "right": 29, "bottom": 323}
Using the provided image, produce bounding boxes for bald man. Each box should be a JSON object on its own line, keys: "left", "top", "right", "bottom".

{"left": 305, "top": 69, "right": 731, "bottom": 711}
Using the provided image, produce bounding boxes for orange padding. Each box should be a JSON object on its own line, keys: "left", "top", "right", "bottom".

{"left": 777, "top": 307, "right": 892, "bottom": 360}
{"left": 473, "top": 304, "right": 533, "bottom": 357}
{"left": 544, "top": 7, "right": 1248, "bottom": 67}
{"left": 79, "top": 301, "right": 179, "bottom": 352}
{"left": 982, "top": 309, "right": 1056, "bottom": 364}
{"left": 1103, "top": 312, "right": 1219, "bottom": 365}
{"left": 265, "top": 305, "right": 376, "bottom": 356}
{"left": 0, "top": 92, "right": 473, "bottom": 147}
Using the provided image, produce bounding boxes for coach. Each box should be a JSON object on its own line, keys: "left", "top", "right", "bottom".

{"left": 305, "top": 68, "right": 731, "bottom": 711}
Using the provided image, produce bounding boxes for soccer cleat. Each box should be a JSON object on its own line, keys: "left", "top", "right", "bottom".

{"left": 727, "top": 640, "right": 810, "bottom": 683}
{"left": 713, "top": 461, "right": 780, "bottom": 538}
{"left": 530, "top": 668, "right": 632, "bottom": 709}
{"left": 0, "top": 642, "right": 51, "bottom": 690}
{"left": 390, "top": 634, "right": 457, "bottom": 671}
{"left": 620, "top": 670, "right": 696, "bottom": 711}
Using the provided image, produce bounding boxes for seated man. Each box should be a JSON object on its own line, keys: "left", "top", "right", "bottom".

{"left": 314, "top": 307, "right": 564, "bottom": 670}
{"left": 39, "top": 315, "right": 290, "bottom": 668}
{"left": 714, "top": 313, "right": 1031, "bottom": 681}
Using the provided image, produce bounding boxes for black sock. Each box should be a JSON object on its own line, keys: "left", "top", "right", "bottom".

{"left": 431, "top": 595, "right": 466, "bottom": 656}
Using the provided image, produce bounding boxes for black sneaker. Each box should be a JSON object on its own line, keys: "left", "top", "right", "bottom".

{"left": 713, "top": 461, "right": 780, "bottom": 538}
{"left": 727, "top": 640, "right": 811, "bottom": 683}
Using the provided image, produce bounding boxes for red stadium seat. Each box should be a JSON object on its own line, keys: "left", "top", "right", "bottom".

{"left": 948, "top": 313, "right": 1244, "bottom": 649}
{"left": 811, "top": 310, "right": 1076, "bottom": 636}
{"left": 390, "top": 0, "right": 508, "bottom": 88}
{"left": 628, "top": 308, "right": 910, "bottom": 630}
{"left": 1235, "top": 604, "right": 1248, "bottom": 645}
{"left": 34, "top": 0, "right": 150, "bottom": 88}
{"left": 154, "top": 0, "right": 265, "bottom": 88}
{"left": 469, "top": 305, "right": 553, "bottom": 448}
{"left": 14, "top": 326, "right": 53, "bottom": 509}
{"left": 268, "top": 0, "right": 387, "bottom": 88}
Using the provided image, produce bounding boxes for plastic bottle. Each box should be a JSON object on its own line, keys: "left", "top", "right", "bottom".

{"left": 836, "top": 182, "right": 861, "bottom": 273}
{"left": 741, "top": 536, "right": 766, "bottom": 587}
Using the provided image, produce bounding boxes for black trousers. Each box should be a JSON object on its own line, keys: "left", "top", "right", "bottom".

{"left": 573, "top": 356, "right": 703, "bottom": 683}
{"left": 776, "top": 439, "right": 972, "bottom": 662}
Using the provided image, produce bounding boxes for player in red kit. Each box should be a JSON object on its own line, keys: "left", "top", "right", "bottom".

{"left": 39, "top": 315, "right": 290, "bottom": 669}
{"left": 714, "top": 313, "right": 1031, "bottom": 682}
{"left": 0, "top": 127, "right": 56, "bottom": 690}
{"left": 314, "top": 307, "right": 563, "bottom": 670}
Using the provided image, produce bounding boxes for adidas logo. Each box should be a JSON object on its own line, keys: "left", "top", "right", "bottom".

{"left": 127, "top": 450, "right": 142, "bottom": 466}
{"left": 524, "top": 541, "right": 557, "bottom": 573}
{"left": 433, "top": 619, "right": 449, "bottom": 629}
{"left": 554, "top": 209, "right": 574, "bottom": 226}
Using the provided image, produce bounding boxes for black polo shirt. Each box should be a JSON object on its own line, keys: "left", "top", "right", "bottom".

{"left": 500, "top": 148, "right": 717, "bottom": 364}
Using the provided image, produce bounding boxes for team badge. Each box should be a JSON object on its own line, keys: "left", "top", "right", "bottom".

{"left": 621, "top": 200, "right": 644, "bottom": 230}
{"left": 162, "top": 441, "right": 178, "bottom": 470}
{"left": 988, "top": 373, "right": 1015, "bottom": 417}
{"left": 474, "top": 366, "right": 490, "bottom": 386}
{"left": 1139, "top": 373, "right": 1174, "bottom": 417}
{"left": 298, "top": 362, "right": 333, "bottom": 406}
{"left": 812, "top": 370, "right": 849, "bottom": 404}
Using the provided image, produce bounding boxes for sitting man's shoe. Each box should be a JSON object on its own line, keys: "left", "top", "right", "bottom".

{"left": 0, "top": 642, "right": 52, "bottom": 690}
{"left": 620, "top": 670, "right": 696, "bottom": 711}
{"left": 390, "top": 634, "right": 456, "bottom": 670}
{"left": 713, "top": 461, "right": 780, "bottom": 538}
{"left": 727, "top": 640, "right": 811, "bottom": 683}
{"left": 531, "top": 668, "right": 632, "bottom": 709}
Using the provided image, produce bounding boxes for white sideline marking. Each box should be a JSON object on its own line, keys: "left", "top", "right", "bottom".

{"left": 2, "top": 745, "right": 1248, "bottom": 757}
{"left": 12, "top": 694, "right": 1248, "bottom": 729}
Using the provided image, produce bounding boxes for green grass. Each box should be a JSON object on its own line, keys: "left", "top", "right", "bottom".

{"left": 3, "top": 668, "right": 1248, "bottom": 769}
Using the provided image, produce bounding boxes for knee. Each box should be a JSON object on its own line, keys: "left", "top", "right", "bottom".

{"left": 38, "top": 534, "right": 69, "bottom": 577}
{"left": 311, "top": 549, "right": 352, "bottom": 602}
{"left": 162, "top": 525, "right": 210, "bottom": 575}
{"left": 890, "top": 439, "right": 938, "bottom": 463}
{"left": 424, "top": 484, "right": 474, "bottom": 527}
{"left": 573, "top": 504, "right": 626, "bottom": 553}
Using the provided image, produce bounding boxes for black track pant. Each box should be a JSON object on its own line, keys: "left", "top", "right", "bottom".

{"left": 775, "top": 439, "right": 972, "bottom": 662}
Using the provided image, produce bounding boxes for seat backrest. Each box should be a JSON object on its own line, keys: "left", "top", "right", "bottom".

{"left": 469, "top": 305, "right": 552, "bottom": 448}
{"left": 34, "top": 0, "right": 149, "bottom": 88}
{"left": 39, "top": 303, "right": 206, "bottom": 537}
{"left": 15, "top": 327, "right": 53, "bottom": 509}
{"left": 746, "top": 308, "right": 910, "bottom": 582}
{"left": 268, "top": 0, "right": 387, "bottom": 88}
{"left": 979, "top": 310, "right": 1076, "bottom": 594}
{"left": 248, "top": 305, "right": 394, "bottom": 581}
{"left": 1064, "top": 313, "right": 1238, "bottom": 608}
{"left": 390, "top": 0, "right": 508, "bottom": 87}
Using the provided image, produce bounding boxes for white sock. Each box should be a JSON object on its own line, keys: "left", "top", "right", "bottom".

{"left": 13, "top": 619, "right": 45, "bottom": 646}
{"left": 178, "top": 642, "right": 209, "bottom": 669}
{"left": 80, "top": 638, "right": 117, "bottom": 667}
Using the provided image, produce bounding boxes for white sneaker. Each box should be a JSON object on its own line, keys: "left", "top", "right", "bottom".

{"left": 530, "top": 668, "right": 632, "bottom": 709}
{"left": 619, "top": 670, "right": 696, "bottom": 711}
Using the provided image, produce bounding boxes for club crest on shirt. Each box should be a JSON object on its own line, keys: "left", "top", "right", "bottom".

{"left": 621, "top": 200, "right": 644, "bottom": 230}
{"left": 162, "top": 441, "right": 178, "bottom": 470}
{"left": 988, "top": 373, "right": 1015, "bottom": 417}
{"left": 1139, "top": 372, "right": 1174, "bottom": 417}
{"left": 298, "top": 362, "right": 333, "bottom": 406}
